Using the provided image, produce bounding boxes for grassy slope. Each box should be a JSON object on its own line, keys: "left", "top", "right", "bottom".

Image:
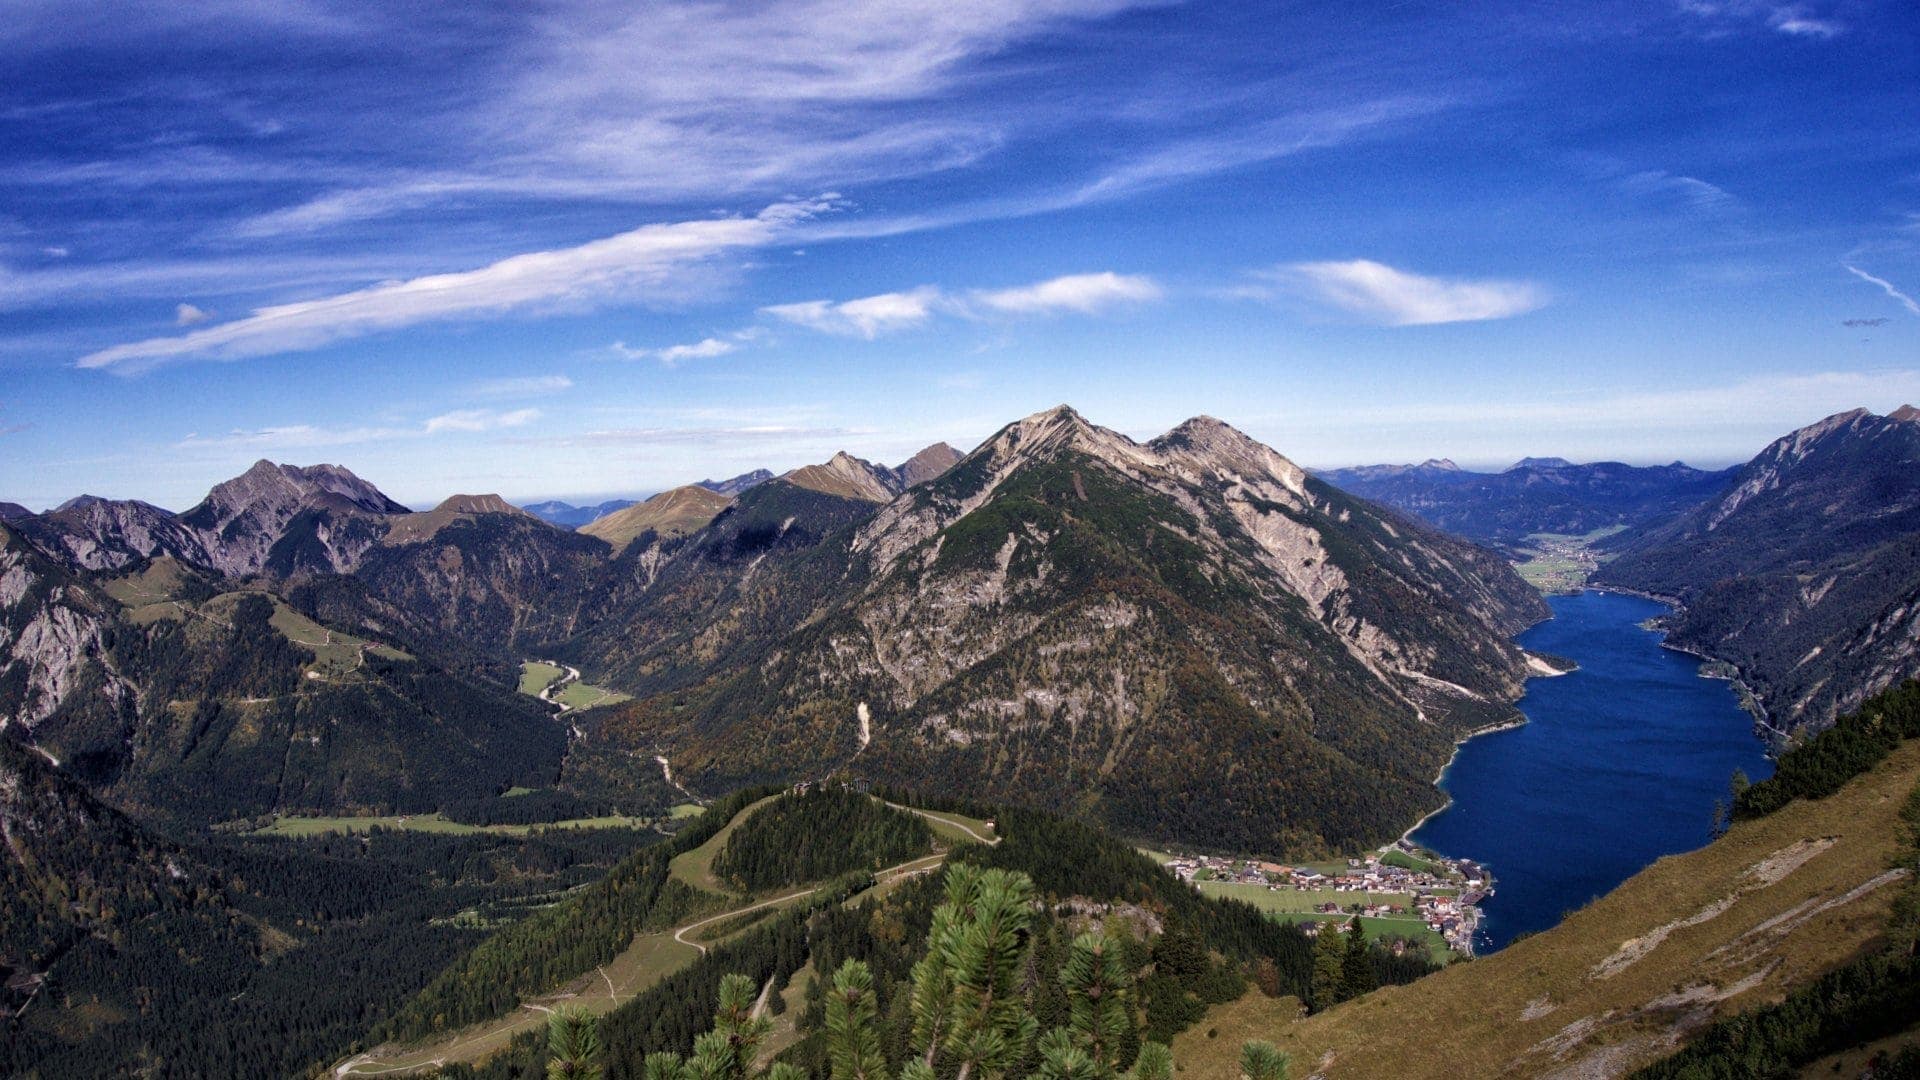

{"left": 1177, "top": 739, "right": 1920, "bottom": 1079}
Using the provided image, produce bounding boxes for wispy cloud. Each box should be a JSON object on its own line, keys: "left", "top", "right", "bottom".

{"left": 179, "top": 407, "right": 541, "bottom": 450}
{"left": 1843, "top": 317, "right": 1891, "bottom": 328}
{"left": 423, "top": 408, "right": 540, "bottom": 434}
{"left": 765, "top": 272, "right": 1160, "bottom": 338}
{"left": 77, "top": 198, "right": 837, "bottom": 371}
{"left": 971, "top": 272, "right": 1161, "bottom": 314}
{"left": 1845, "top": 265, "right": 1920, "bottom": 316}
{"left": 764, "top": 287, "right": 945, "bottom": 339}
{"left": 1265, "top": 260, "right": 1547, "bottom": 325}
{"left": 612, "top": 335, "right": 748, "bottom": 365}
{"left": 470, "top": 374, "right": 573, "bottom": 398}
{"left": 1619, "top": 170, "right": 1738, "bottom": 213}
{"left": 174, "top": 303, "right": 211, "bottom": 326}
{"left": 513, "top": 424, "right": 864, "bottom": 448}
{"left": 1677, "top": 1, "right": 1845, "bottom": 38}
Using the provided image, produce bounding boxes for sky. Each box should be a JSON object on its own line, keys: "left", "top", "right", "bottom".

{"left": 3, "top": 0, "right": 1918, "bottom": 510}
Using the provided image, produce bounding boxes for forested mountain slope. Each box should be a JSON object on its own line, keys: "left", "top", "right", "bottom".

{"left": 593, "top": 407, "right": 1547, "bottom": 855}
{"left": 1598, "top": 406, "right": 1920, "bottom": 729}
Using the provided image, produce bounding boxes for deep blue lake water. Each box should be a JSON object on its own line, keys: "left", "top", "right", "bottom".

{"left": 1409, "top": 590, "right": 1775, "bottom": 953}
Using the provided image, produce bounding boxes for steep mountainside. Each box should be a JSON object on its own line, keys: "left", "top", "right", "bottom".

{"left": 15, "top": 495, "right": 210, "bottom": 571}
{"left": 596, "top": 408, "right": 1546, "bottom": 855}
{"left": 1189, "top": 716, "right": 1920, "bottom": 1079}
{"left": 348, "top": 504, "right": 612, "bottom": 658}
{"left": 1597, "top": 407, "right": 1920, "bottom": 728}
{"left": 1318, "top": 457, "right": 1735, "bottom": 548}
{"left": 0, "top": 736, "right": 247, "bottom": 1025}
{"left": 177, "top": 459, "right": 412, "bottom": 576}
{"left": 783, "top": 451, "right": 903, "bottom": 503}
{"left": 3, "top": 544, "right": 567, "bottom": 825}
{"left": 579, "top": 485, "right": 734, "bottom": 552}
{"left": 562, "top": 477, "right": 885, "bottom": 691}
{"left": 0, "top": 522, "right": 135, "bottom": 760}
{"left": 0, "top": 502, "right": 30, "bottom": 522}
{"left": 782, "top": 444, "right": 965, "bottom": 504}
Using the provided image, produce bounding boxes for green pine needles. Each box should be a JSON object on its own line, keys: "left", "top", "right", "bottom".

{"left": 546, "top": 1007, "right": 605, "bottom": 1080}
{"left": 649, "top": 864, "right": 1290, "bottom": 1079}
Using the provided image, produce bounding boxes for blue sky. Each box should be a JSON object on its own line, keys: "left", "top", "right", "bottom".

{"left": 3, "top": 0, "right": 1918, "bottom": 509}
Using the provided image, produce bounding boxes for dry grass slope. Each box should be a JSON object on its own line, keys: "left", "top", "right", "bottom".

{"left": 1177, "top": 740, "right": 1920, "bottom": 1079}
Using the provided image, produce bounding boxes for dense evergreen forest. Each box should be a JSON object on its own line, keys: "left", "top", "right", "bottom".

{"left": 1, "top": 735, "right": 663, "bottom": 1080}
{"left": 421, "top": 786, "right": 1437, "bottom": 1079}
{"left": 710, "top": 787, "right": 932, "bottom": 891}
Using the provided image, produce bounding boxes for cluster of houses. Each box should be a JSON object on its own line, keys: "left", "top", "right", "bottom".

{"left": 1159, "top": 840, "right": 1492, "bottom": 956}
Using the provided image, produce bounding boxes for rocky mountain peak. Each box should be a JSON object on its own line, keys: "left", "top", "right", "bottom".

{"left": 784, "top": 452, "right": 897, "bottom": 503}
{"left": 1890, "top": 403, "right": 1919, "bottom": 423}
{"left": 431, "top": 493, "right": 524, "bottom": 516}
{"left": 1508, "top": 456, "right": 1574, "bottom": 471}
{"left": 893, "top": 443, "right": 965, "bottom": 489}
{"left": 1422, "top": 458, "right": 1462, "bottom": 471}
{"left": 1152, "top": 414, "right": 1308, "bottom": 497}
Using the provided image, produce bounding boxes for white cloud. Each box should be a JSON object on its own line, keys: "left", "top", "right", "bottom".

{"left": 1677, "top": 1, "right": 1844, "bottom": 38}
{"left": 423, "top": 408, "right": 541, "bottom": 434}
{"left": 175, "top": 302, "right": 211, "bottom": 326}
{"left": 1620, "top": 170, "right": 1737, "bottom": 213}
{"left": 470, "top": 374, "right": 573, "bottom": 397}
{"left": 970, "top": 272, "right": 1161, "bottom": 314}
{"left": 611, "top": 327, "right": 765, "bottom": 364}
{"left": 77, "top": 198, "right": 836, "bottom": 371}
{"left": 1274, "top": 260, "right": 1547, "bottom": 325}
{"left": 1768, "top": 7, "right": 1842, "bottom": 36}
{"left": 180, "top": 407, "right": 541, "bottom": 450}
{"left": 1845, "top": 265, "right": 1920, "bottom": 317}
{"left": 765, "top": 272, "right": 1159, "bottom": 338}
{"left": 764, "top": 287, "right": 946, "bottom": 339}
{"left": 41, "top": 246, "right": 67, "bottom": 258}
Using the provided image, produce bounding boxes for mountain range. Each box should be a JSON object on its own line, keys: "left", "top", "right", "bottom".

{"left": 1, "top": 410, "right": 1545, "bottom": 856}
{"left": 1317, "top": 456, "right": 1737, "bottom": 550}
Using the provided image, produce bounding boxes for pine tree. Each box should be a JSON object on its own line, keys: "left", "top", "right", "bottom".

{"left": 1057, "top": 933, "right": 1131, "bottom": 1071}
{"left": 900, "top": 865, "right": 1038, "bottom": 1080}
{"left": 1309, "top": 926, "right": 1346, "bottom": 1013}
{"left": 641, "top": 974, "right": 775, "bottom": 1080}
{"left": 826, "top": 961, "right": 890, "bottom": 1080}
{"left": 1239, "top": 1040, "right": 1290, "bottom": 1080}
{"left": 545, "top": 1007, "right": 603, "bottom": 1080}
{"left": 1340, "top": 920, "right": 1374, "bottom": 1002}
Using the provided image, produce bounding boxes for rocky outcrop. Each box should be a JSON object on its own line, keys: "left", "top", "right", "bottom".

{"left": 0, "top": 524, "right": 130, "bottom": 737}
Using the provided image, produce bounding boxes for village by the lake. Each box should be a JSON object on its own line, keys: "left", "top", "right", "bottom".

{"left": 1151, "top": 841, "right": 1492, "bottom": 960}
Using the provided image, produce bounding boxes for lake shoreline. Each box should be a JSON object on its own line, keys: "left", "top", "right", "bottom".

{"left": 1404, "top": 590, "right": 1776, "bottom": 953}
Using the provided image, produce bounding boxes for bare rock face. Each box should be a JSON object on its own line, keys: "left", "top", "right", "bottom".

{"left": 17, "top": 496, "right": 208, "bottom": 572}
{"left": 176, "top": 460, "right": 410, "bottom": 576}
{"left": 0, "top": 524, "right": 130, "bottom": 737}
